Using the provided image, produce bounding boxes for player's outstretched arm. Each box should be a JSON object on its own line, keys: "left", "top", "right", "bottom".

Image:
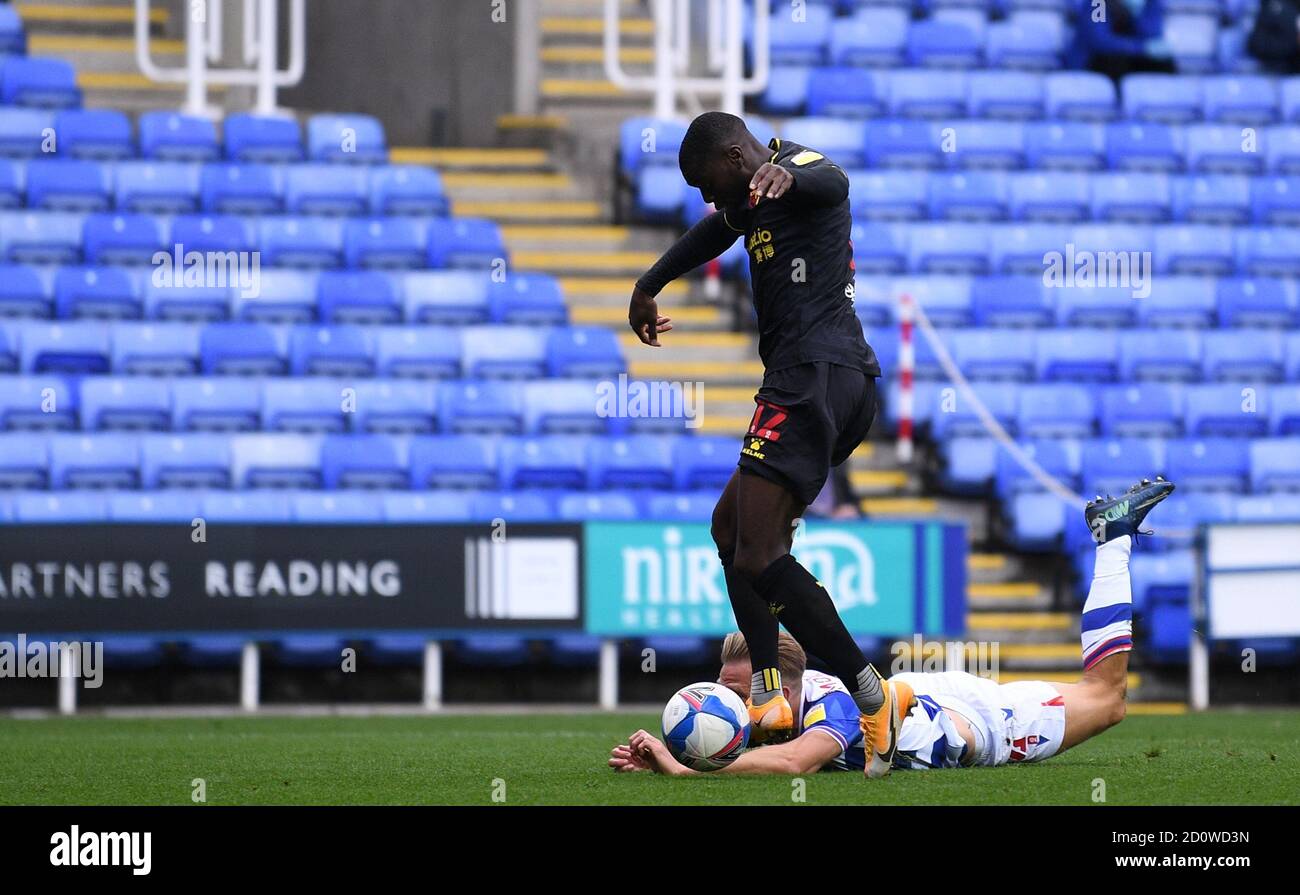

{"left": 629, "top": 211, "right": 744, "bottom": 346}
{"left": 616, "top": 729, "right": 839, "bottom": 777}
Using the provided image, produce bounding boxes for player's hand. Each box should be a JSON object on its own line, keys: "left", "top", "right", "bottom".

{"left": 608, "top": 742, "right": 651, "bottom": 772}
{"left": 628, "top": 729, "right": 692, "bottom": 776}
{"left": 750, "top": 162, "right": 794, "bottom": 201}
{"left": 628, "top": 286, "right": 673, "bottom": 347}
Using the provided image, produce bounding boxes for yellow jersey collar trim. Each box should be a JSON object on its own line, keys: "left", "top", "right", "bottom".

{"left": 768, "top": 137, "right": 781, "bottom": 163}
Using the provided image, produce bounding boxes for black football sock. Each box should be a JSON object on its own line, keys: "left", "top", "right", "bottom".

{"left": 752, "top": 553, "right": 884, "bottom": 715}
{"left": 720, "top": 552, "right": 781, "bottom": 706}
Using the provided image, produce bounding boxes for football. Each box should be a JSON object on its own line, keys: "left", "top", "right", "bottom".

{"left": 661, "top": 682, "right": 751, "bottom": 771}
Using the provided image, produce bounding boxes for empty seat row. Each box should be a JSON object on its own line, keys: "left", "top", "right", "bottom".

{"left": 0, "top": 211, "right": 503, "bottom": 269}
{"left": 0, "top": 268, "right": 563, "bottom": 325}
{"left": 0, "top": 432, "right": 737, "bottom": 493}
{"left": 848, "top": 221, "right": 1300, "bottom": 276}
{"left": 0, "top": 323, "right": 622, "bottom": 381}
{"left": 887, "top": 381, "right": 1300, "bottom": 439}
{"left": 855, "top": 275, "right": 1300, "bottom": 329}
{"left": 0, "top": 108, "right": 388, "bottom": 163}
{"left": 0, "top": 160, "right": 447, "bottom": 215}
{"left": 938, "top": 435, "right": 1300, "bottom": 498}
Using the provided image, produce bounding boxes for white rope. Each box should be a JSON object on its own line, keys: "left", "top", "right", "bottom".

{"left": 909, "top": 298, "right": 1087, "bottom": 510}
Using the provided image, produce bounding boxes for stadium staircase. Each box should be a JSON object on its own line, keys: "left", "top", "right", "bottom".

{"left": 511, "top": 0, "right": 1163, "bottom": 702}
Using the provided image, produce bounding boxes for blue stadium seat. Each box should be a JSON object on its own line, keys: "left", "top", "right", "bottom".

{"left": 1105, "top": 121, "right": 1182, "bottom": 171}
{"left": 1202, "top": 75, "right": 1277, "bottom": 124}
{"left": 1016, "top": 384, "right": 1096, "bottom": 438}
{"left": 989, "top": 222, "right": 1072, "bottom": 274}
{"left": 258, "top": 216, "right": 344, "bottom": 268}
{"left": 13, "top": 491, "right": 108, "bottom": 521}
{"left": 25, "top": 160, "right": 112, "bottom": 211}
{"left": 439, "top": 380, "right": 524, "bottom": 434}
{"left": 619, "top": 116, "right": 687, "bottom": 178}
{"left": 1287, "top": 332, "right": 1300, "bottom": 380}
{"left": 0, "top": 263, "right": 51, "bottom": 317}
{"left": 488, "top": 273, "right": 567, "bottom": 325}
{"left": 994, "top": 438, "right": 1081, "bottom": 498}
{"left": 0, "top": 375, "right": 74, "bottom": 429}
{"left": 862, "top": 119, "right": 940, "bottom": 169}
{"left": 1130, "top": 550, "right": 1195, "bottom": 614}
{"left": 1036, "top": 329, "right": 1119, "bottom": 381}
{"left": 1090, "top": 172, "right": 1171, "bottom": 223}
{"left": 0, "top": 433, "right": 48, "bottom": 488}
{"left": 589, "top": 435, "right": 674, "bottom": 490}
{"left": 1217, "top": 277, "right": 1299, "bottom": 327}
{"left": 0, "top": 6, "right": 25, "bottom": 55}
{"left": 1249, "top": 438, "right": 1300, "bottom": 492}
{"left": 1152, "top": 491, "right": 1235, "bottom": 548}
{"left": 783, "top": 117, "right": 868, "bottom": 167}
{"left": 52, "top": 109, "right": 133, "bottom": 160}
{"left": 1202, "top": 329, "right": 1285, "bottom": 381}
{"left": 500, "top": 436, "right": 587, "bottom": 490}
{"left": 635, "top": 166, "right": 687, "bottom": 222}
{"left": 1164, "top": 14, "right": 1219, "bottom": 73}
{"left": 0, "top": 158, "right": 20, "bottom": 208}
{"left": 1184, "top": 383, "right": 1270, "bottom": 436}
{"left": 939, "top": 436, "right": 998, "bottom": 495}
{"left": 928, "top": 171, "right": 1006, "bottom": 221}
{"left": 262, "top": 379, "right": 349, "bottom": 432}
{"left": 222, "top": 113, "right": 303, "bottom": 163}
{"left": 1265, "top": 125, "right": 1300, "bottom": 173}
{"left": 427, "top": 217, "right": 504, "bottom": 269}
{"left": 199, "top": 490, "right": 292, "bottom": 522}
{"left": 49, "top": 433, "right": 139, "bottom": 488}
{"left": 969, "top": 275, "right": 1053, "bottom": 326}
{"left": 521, "top": 379, "right": 606, "bottom": 435}
{"left": 200, "top": 163, "right": 283, "bottom": 214}
{"left": 1137, "top": 276, "right": 1217, "bottom": 328}
{"left": 140, "top": 433, "right": 232, "bottom": 488}
{"left": 1172, "top": 174, "right": 1251, "bottom": 225}
{"left": 1003, "top": 491, "right": 1066, "bottom": 550}
{"left": 1271, "top": 384, "right": 1300, "bottom": 434}
{"left": 468, "top": 491, "right": 555, "bottom": 522}
{"left": 1238, "top": 227, "right": 1300, "bottom": 276}
{"left": 307, "top": 113, "right": 386, "bottom": 164}
{"left": 138, "top": 111, "right": 219, "bottom": 161}
{"left": 946, "top": 120, "right": 1025, "bottom": 169}
{"left": 54, "top": 266, "right": 141, "bottom": 319}
{"left": 1118, "top": 329, "right": 1201, "bottom": 381}
{"left": 829, "top": 11, "right": 908, "bottom": 67}
{"left": 0, "top": 108, "right": 52, "bottom": 158}
{"left": 20, "top": 321, "right": 110, "bottom": 373}
{"left": 82, "top": 212, "right": 165, "bottom": 265}
{"left": 669, "top": 436, "right": 735, "bottom": 491}
{"left": 906, "top": 18, "right": 984, "bottom": 69}
{"left": 1155, "top": 224, "right": 1235, "bottom": 275}
{"left": 1056, "top": 285, "right": 1139, "bottom": 328}
{"left": 765, "top": 4, "right": 832, "bottom": 65}
{"left": 1044, "top": 71, "right": 1116, "bottom": 120}
{"left": 345, "top": 216, "right": 427, "bottom": 269}
{"left": 908, "top": 223, "right": 989, "bottom": 274}
{"left": 1081, "top": 437, "right": 1166, "bottom": 497}
{"left": 171, "top": 378, "right": 261, "bottom": 431}
{"left": 1122, "top": 74, "right": 1201, "bottom": 123}
{"left": 167, "top": 213, "right": 256, "bottom": 255}
{"left": 403, "top": 270, "right": 491, "bottom": 324}
{"left": 851, "top": 222, "right": 909, "bottom": 273}
{"left": 200, "top": 322, "right": 287, "bottom": 375}
{"left": 760, "top": 66, "right": 812, "bottom": 115}
{"left": 1008, "top": 171, "right": 1088, "bottom": 221}
{"left": 107, "top": 491, "right": 203, "bottom": 522}
{"left": 556, "top": 491, "right": 640, "bottom": 521}
{"left": 1166, "top": 437, "right": 1250, "bottom": 491}
{"left": 80, "top": 376, "right": 169, "bottom": 430}
{"left": 289, "top": 325, "right": 375, "bottom": 377}
{"left": 381, "top": 492, "right": 474, "bottom": 521}
{"left": 644, "top": 492, "right": 720, "bottom": 521}
{"left": 460, "top": 326, "right": 547, "bottom": 380}
{"left": 1234, "top": 492, "right": 1300, "bottom": 521}
{"left": 1024, "top": 121, "right": 1105, "bottom": 170}
{"left": 411, "top": 435, "right": 498, "bottom": 489}
{"left": 807, "top": 67, "right": 887, "bottom": 117}
{"left": 1, "top": 57, "right": 80, "bottom": 108}
{"left": 374, "top": 327, "right": 461, "bottom": 379}
{"left": 546, "top": 326, "right": 624, "bottom": 378}
{"left": 1099, "top": 383, "right": 1184, "bottom": 437}
{"left": 967, "top": 70, "right": 1043, "bottom": 119}
{"left": 284, "top": 163, "right": 368, "bottom": 215}
{"left": 1251, "top": 176, "right": 1300, "bottom": 226}
{"left": 230, "top": 433, "right": 322, "bottom": 488}
{"left": 317, "top": 270, "right": 401, "bottom": 324}
{"left": 369, "top": 164, "right": 448, "bottom": 217}
{"left": 291, "top": 492, "right": 385, "bottom": 522}
{"left": 350, "top": 379, "right": 437, "bottom": 433}
{"left": 114, "top": 161, "right": 201, "bottom": 213}
{"left": 932, "top": 381, "right": 1019, "bottom": 438}
{"left": 320, "top": 434, "right": 408, "bottom": 490}
{"left": 1185, "top": 124, "right": 1263, "bottom": 174}
{"left": 1, "top": 211, "right": 83, "bottom": 264}
{"left": 949, "top": 328, "right": 1035, "bottom": 380}
{"left": 985, "top": 12, "right": 1064, "bottom": 69}
{"left": 890, "top": 70, "right": 968, "bottom": 118}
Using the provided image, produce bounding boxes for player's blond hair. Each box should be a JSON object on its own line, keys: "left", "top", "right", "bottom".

{"left": 720, "top": 631, "right": 806, "bottom": 685}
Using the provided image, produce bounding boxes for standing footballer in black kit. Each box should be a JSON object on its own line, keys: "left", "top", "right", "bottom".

{"left": 627, "top": 111, "right": 909, "bottom": 778}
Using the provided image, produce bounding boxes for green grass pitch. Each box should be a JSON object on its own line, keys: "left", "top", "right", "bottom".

{"left": 2, "top": 711, "right": 1297, "bottom": 805}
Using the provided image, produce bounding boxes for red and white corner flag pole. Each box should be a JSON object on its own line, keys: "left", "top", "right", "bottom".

{"left": 897, "top": 292, "right": 914, "bottom": 464}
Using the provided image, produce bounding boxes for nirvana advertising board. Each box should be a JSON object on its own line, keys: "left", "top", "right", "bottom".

{"left": 583, "top": 520, "right": 966, "bottom": 637}
{"left": 0, "top": 524, "right": 583, "bottom": 635}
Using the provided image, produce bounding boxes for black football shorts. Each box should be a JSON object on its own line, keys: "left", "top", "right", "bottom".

{"left": 736, "top": 362, "right": 878, "bottom": 507}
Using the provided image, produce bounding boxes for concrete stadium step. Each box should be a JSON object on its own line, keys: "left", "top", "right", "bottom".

{"left": 967, "top": 580, "right": 1054, "bottom": 611}
{"left": 15, "top": 1, "right": 167, "bottom": 33}
{"left": 571, "top": 303, "right": 725, "bottom": 329}
{"left": 26, "top": 33, "right": 183, "bottom": 72}
{"left": 540, "top": 16, "right": 653, "bottom": 39}
{"left": 452, "top": 199, "right": 605, "bottom": 223}
{"left": 390, "top": 147, "right": 555, "bottom": 170}
{"left": 513, "top": 249, "right": 660, "bottom": 276}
